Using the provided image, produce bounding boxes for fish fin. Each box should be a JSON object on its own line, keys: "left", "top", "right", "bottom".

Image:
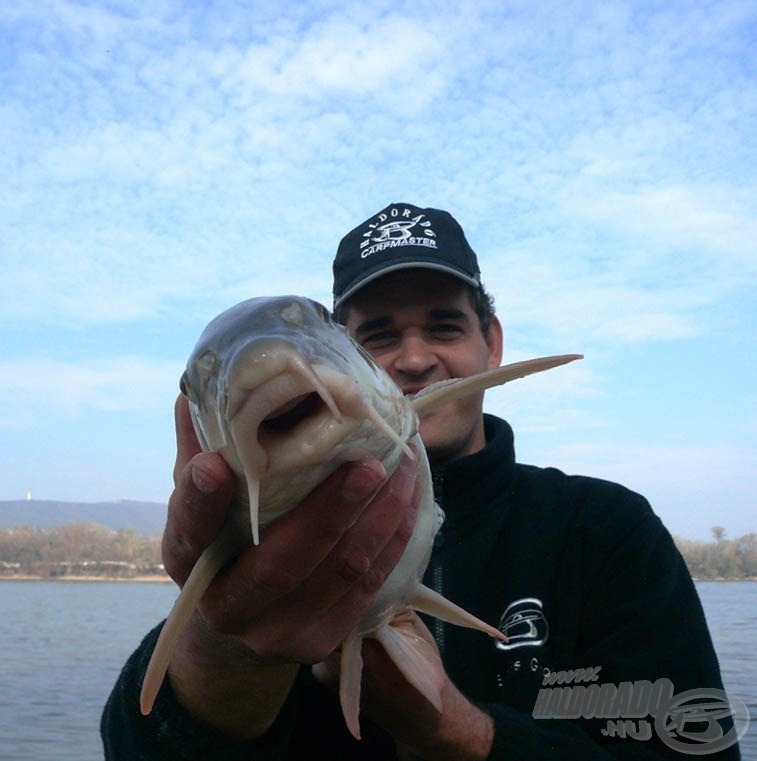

{"left": 411, "top": 354, "right": 583, "bottom": 418}
{"left": 139, "top": 523, "right": 239, "bottom": 715}
{"left": 372, "top": 610, "right": 444, "bottom": 712}
{"left": 410, "top": 584, "right": 507, "bottom": 643}
{"left": 339, "top": 631, "right": 365, "bottom": 740}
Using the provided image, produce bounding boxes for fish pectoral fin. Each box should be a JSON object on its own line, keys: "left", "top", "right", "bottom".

{"left": 411, "top": 354, "right": 583, "bottom": 418}
{"left": 372, "top": 610, "right": 445, "bottom": 713}
{"left": 339, "top": 631, "right": 365, "bottom": 740}
{"left": 410, "top": 584, "right": 507, "bottom": 643}
{"left": 139, "top": 522, "right": 240, "bottom": 716}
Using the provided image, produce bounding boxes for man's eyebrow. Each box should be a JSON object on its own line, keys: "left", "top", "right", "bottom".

{"left": 427, "top": 307, "right": 468, "bottom": 321}
{"left": 355, "top": 315, "right": 394, "bottom": 334}
{"left": 355, "top": 308, "right": 469, "bottom": 335}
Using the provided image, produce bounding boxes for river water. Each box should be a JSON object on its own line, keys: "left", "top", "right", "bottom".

{"left": 0, "top": 579, "right": 753, "bottom": 759}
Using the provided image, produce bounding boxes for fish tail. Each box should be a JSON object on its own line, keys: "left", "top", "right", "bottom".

{"left": 373, "top": 611, "right": 445, "bottom": 711}
{"left": 339, "top": 613, "right": 449, "bottom": 740}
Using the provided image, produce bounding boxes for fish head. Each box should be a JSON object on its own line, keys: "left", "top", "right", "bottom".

{"left": 180, "top": 296, "right": 417, "bottom": 541}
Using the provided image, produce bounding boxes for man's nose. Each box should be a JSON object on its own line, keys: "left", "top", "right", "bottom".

{"left": 394, "top": 334, "right": 436, "bottom": 376}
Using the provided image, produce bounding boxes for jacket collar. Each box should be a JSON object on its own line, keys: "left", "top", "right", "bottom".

{"left": 430, "top": 414, "right": 517, "bottom": 516}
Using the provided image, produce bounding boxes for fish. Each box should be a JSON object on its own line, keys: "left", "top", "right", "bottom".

{"left": 139, "top": 295, "right": 582, "bottom": 738}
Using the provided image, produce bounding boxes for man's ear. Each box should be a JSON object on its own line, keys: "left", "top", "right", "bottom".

{"left": 486, "top": 316, "right": 504, "bottom": 369}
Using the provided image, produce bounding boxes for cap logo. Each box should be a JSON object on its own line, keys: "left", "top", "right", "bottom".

{"left": 360, "top": 207, "right": 438, "bottom": 259}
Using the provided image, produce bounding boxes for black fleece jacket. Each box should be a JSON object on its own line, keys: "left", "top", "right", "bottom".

{"left": 101, "top": 415, "right": 740, "bottom": 759}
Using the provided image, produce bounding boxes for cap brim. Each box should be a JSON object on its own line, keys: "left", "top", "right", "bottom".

{"left": 333, "top": 261, "right": 481, "bottom": 309}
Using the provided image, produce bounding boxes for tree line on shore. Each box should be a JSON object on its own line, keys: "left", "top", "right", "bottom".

{"left": 0, "top": 522, "right": 163, "bottom": 578}
{"left": 0, "top": 522, "right": 754, "bottom": 580}
{"left": 675, "top": 527, "right": 756, "bottom": 580}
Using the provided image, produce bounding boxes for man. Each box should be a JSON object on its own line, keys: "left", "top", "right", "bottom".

{"left": 102, "top": 203, "right": 740, "bottom": 759}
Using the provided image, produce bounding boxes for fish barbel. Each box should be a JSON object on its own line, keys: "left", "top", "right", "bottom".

{"left": 140, "top": 295, "right": 582, "bottom": 738}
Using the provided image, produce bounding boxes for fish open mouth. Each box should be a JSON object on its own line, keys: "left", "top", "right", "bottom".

{"left": 260, "top": 392, "right": 326, "bottom": 434}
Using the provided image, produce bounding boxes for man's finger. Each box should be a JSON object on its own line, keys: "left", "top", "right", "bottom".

{"left": 205, "top": 459, "right": 388, "bottom": 627}
{"left": 173, "top": 394, "right": 203, "bottom": 485}
{"left": 208, "top": 453, "right": 420, "bottom": 658}
{"left": 162, "top": 450, "right": 235, "bottom": 586}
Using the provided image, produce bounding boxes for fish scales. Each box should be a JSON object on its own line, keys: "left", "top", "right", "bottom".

{"left": 140, "top": 295, "right": 582, "bottom": 739}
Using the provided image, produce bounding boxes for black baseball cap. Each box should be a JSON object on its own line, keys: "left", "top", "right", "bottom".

{"left": 332, "top": 202, "right": 482, "bottom": 310}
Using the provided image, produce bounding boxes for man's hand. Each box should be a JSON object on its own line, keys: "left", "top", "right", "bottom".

{"left": 161, "top": 395, "right": 421, "bottom": 739}
{"left": 315, "top": 611, "right": 494, "bottom": 761}
{"left": 364, "top": 614, "right": 495, "bottom": 760}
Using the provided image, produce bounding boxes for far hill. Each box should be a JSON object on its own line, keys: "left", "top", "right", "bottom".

{"left": 0, "top": 499, "right": 167, "bottom": 535}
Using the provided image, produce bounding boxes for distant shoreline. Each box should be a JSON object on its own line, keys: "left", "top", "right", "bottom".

{"left": 0, "top": 573, "right": 754, "bottom": 583}
{"left": 0, "top": 574, "right": 172, "bottom": 583}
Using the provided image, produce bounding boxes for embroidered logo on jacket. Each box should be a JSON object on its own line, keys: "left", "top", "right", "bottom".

{"left": 496, "top": 597, "right": 549, "bottom": 651}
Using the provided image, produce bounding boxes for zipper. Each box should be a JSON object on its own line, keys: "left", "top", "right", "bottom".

{"left": 431, "top": 560, "right": 446, "bottom": 659}
{"left": 430, "top": 469, "right": 447, "bottom": 658}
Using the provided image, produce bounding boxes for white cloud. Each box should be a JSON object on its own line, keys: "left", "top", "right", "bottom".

{"left": 0, "top": 357, "right": 182, "bottom": 427}
{"left": 0, "top": 0, "right": 754, "bottom": 514}
{"left": 227, "top": 15, "right": 445, "bottom": 104}
{"left": 565, "top": 185, "right": 757, "bottom": 268}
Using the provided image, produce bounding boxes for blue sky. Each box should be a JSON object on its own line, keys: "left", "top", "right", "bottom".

{"left": 1, "top": 0, "right": 754, "bottom": 541}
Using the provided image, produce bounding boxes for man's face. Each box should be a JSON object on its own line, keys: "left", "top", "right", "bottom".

{"left": 342, "top": 270, "right": 502, "bottom": 464}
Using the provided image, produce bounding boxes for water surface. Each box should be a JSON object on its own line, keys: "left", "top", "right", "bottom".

{"left": 0, "top": 579, "right": 753, "bottom": 759}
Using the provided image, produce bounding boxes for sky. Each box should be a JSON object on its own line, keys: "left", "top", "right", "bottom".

{"left": 1, "top": 0, "right": 754, "bottom": 541}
